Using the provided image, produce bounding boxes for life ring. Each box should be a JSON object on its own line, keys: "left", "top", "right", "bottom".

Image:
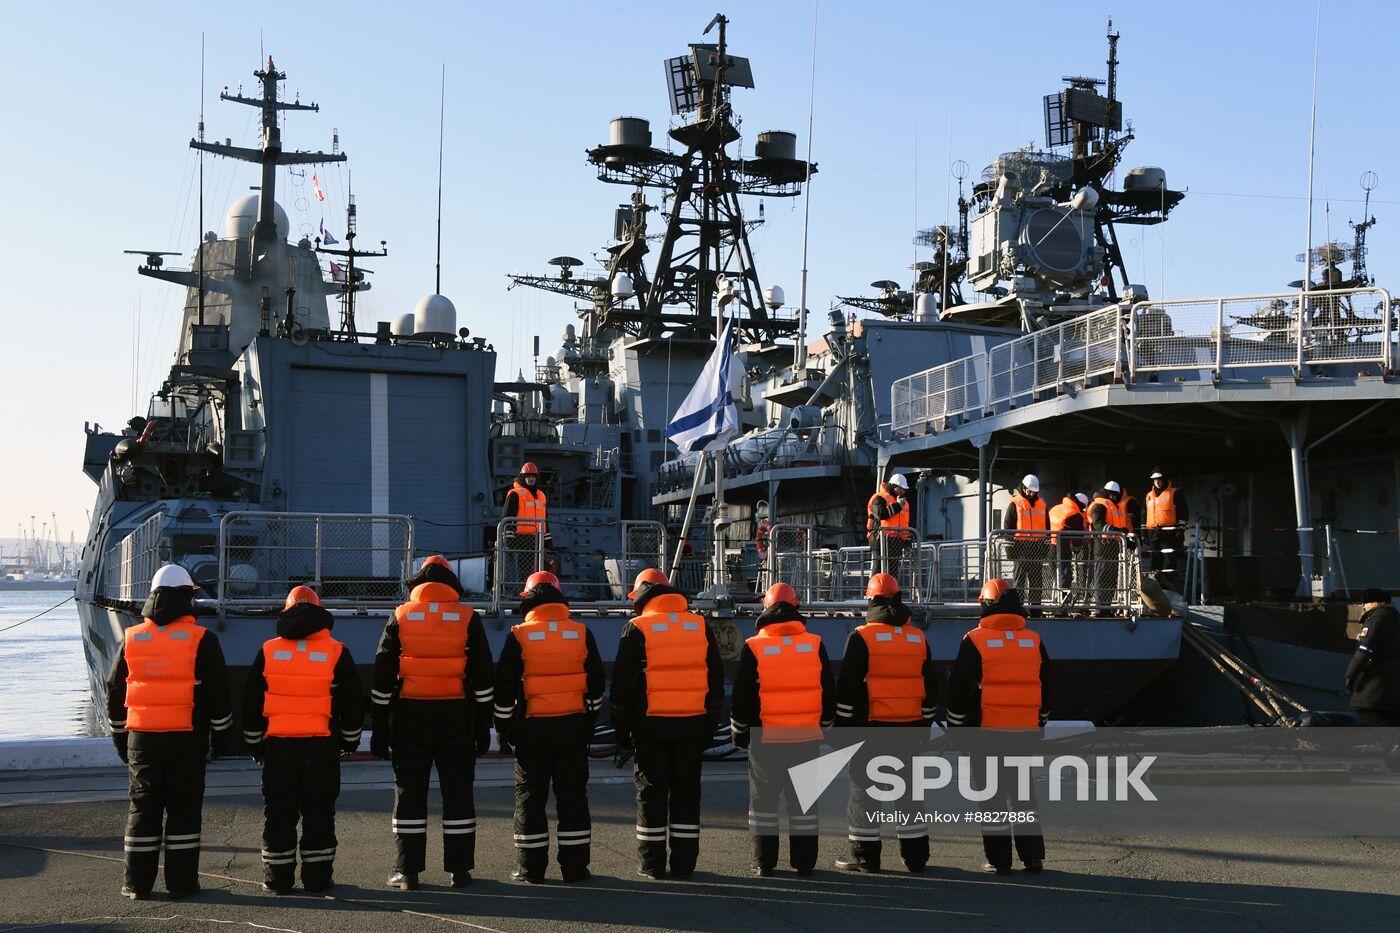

{"left": 755, "top": 518, "right": 772, "bottom": 561}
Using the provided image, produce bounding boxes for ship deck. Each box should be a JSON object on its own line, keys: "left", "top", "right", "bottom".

{"left": 1, "top": 756, "right": 1397, "bottom": 931}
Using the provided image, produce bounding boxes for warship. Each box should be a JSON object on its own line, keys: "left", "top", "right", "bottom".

{"left": 76, "top": 15, "right": 1394, "bottom": 735}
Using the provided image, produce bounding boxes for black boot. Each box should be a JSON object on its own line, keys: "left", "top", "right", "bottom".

{"left": 451, "top": 871, "right": 472, "bottom": 887}
{"left": 387, "top": 871, "right": 419, "bottom": 891}
{"left": 834, "top": 856, "right": 879, "bottom": 873}
{"left": 510, "top": 867, "right": 544, "bottom": 884}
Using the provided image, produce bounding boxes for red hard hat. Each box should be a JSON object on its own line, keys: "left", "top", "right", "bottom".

{"left": 520, "top": 570, "right": 560, "bottom": 596}
{"left": 978, "top": 578, "right": 1013, "bottom": 606}
{"left": 520, "top": 462, "right": 539, "bottom": 475}
{"left": 422, "top": 555, "right": 451, "bottom": 569}
{"left": 628, "top": 567, "right": 669, "bottom": 599}
{"left": 763, "top": 582, "right": 799, "bottom": 608}
{"left": 865, "top": 572, "right": 901, "bottom": 598}
{"left": 284, "top": 585, "right": 321, "bottom": 610}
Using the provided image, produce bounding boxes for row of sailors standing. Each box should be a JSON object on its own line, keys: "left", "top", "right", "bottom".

{"left": 105, "top": 560, "right": 1053, "bottom": 899}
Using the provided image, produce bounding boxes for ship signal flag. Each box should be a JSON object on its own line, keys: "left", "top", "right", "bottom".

{"left": 319, "top": 219, "right": 339, "bottom": 246}
{"left": 312, "top": 173, "right": 326, "bottom": 202}
{"left": 329, "top": 260, "right": 344, "bottom": 281}
{"left": 666, "top": 318, "right": 741, "bottom": 453}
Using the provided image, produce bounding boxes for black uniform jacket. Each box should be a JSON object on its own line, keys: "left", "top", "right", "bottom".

{"left": 1347, "top": 603, "right": 1400, "bottom": 712}
{"left": 105, "top": 587, "right": 233, "bottom": 757}
{"left": 609, "top": 584, "right": 724, "bottom": 741}
{"left": 835, "top": 599, "right": 943, "bottom": 726}
{"left": 241, "top": 602, "right": 365, "bottom": 752}
{"left": 493, "top": 585, "right": 606, "bottom": 745}
{"left": 729, "top": 602, "right": 837, "bottom": 740}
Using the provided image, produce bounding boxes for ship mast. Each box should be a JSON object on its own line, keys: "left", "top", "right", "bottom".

{"left": 191, "top": 57, "right": 346, "bottom": 267}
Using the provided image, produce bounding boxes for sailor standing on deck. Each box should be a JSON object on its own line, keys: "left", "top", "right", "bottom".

{"left": 1346, "top": 588, "right": 1400, "bottom": 729}
{"left": 106, "top": 564, "right": 233, "bottom": 900}
{"left": 1087, "top": 482, "right": 1132, "bottom": 616}
{"left": 610, "top": 569, "right": 724, "bottom": 880}
{"left": 946, "top": 579, "right": 1052, "bottom": 875}
{"left": 833, "top": 573, "right": 942, "bottom": 874}
{"left": 731, "top": 583, "right": 836, "bottom": 877}
{"left": 371, "top": 555, "right": 495, "bottom": 891}
{"left": 1002, "top": 475, "right": 1050, "bottom": 611}
{"left": 502, "top": 462, "right": 552, "bottom": 589}
{"left": 1143, "top": 469, "right": 1189, "bottom": 581}
{"left": 867, "top": 473, "right": 913, "bottom": 580}
{"left": 494, "top": 571, "right": 607, "bottom": 883}
{"left": 242, "top": 586, "right": 363, "bottom": 894}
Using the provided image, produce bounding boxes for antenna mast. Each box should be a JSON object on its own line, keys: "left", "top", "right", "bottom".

{"left": 197, "top": 33, "right": 206, "bottom": 327}
{"left": 435, "top": 63, "right": 446, "bottom": 295}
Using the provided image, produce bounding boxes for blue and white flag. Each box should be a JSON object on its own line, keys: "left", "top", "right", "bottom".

{"left": 666, "top": 319, "right": 741, "bottom": 453}
{"left": 319, "top": 218, "right": 339, "bottom": 245}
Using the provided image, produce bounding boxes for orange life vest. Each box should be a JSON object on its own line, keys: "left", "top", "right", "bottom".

{"left": 856, "top": 621, "right": 927, "bottom": 723}
{"left": 1145, "top": 485, "right": 1179, "bottom": 528}
{"left": 262, "top": 629, "right": 343, "bottom": 738}
{"left": 634, "top": 593, "right": 709, "bottom": 717}
{"left": 966, "top": 613, "right": 1042, "bottom": 729}
{"left": 1048, "top": 497, "right": 1082, "bottom": 545}
{"left": 124, "top": 617, "right": 204, "bottom": 732}
{"left": 866, "top": 486, "right": 910, "bottom": 540}
{"left": 1011, "top": 493, "right": 1049, "bottom": 541}
{"left": 515, "top": 602, "right": 588, "bottom": 717}
{"left": 1121, "top": 494, "right": 1138, "bottom": 532}
{"left": 395, "top": 581, "right": 472, "bottom": 700}
{"left": 749, "top": 619, "right": 823, "bottom": 742}
{"left": 512, "top": 482, "right": 547, "bottom": 536}
{"left": 1091, "top": 496, "right": 1127, "bottom": 531}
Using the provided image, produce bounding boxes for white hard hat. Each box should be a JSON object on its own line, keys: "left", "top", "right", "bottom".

{"left": 1075, "top": 493, "right": 1090, "bottom": 507}
{"left": 1104, "top": 481, "right": 1122, "bottom": 494}
{"left": 1150, "top": 470, "right": 1165, "bottom": 480}
{"left": 887, "top": 473, "right": 909, "bottom": 489}
{"left": 1021, "top": 474, "right": 1041, "bottom": 493}
{"left": 151, "top": 564, "right": 195, "bottom": 590}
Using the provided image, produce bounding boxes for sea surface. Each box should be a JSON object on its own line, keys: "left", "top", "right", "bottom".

{"left": 0, "top": 590, "right": 99, "bottom": 740}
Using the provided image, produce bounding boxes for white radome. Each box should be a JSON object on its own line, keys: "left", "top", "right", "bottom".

{"left": 224, "top": 194, "right": 289, "bottom": 241}
{"left": 413, "top": 294, "right": 458, "bottom": 337}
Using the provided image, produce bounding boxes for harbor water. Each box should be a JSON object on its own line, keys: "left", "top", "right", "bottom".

{"left": 0, "top": 591, "right": 97, "bottom": 740}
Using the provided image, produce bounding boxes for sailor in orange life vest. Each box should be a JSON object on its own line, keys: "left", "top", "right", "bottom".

{"left": 833, "top": 573, "right": 943, "bottom": 874}
{"left": 946, "top": 579, "right": 1052, "bottom": 875}
{"left": 502, "top": 461, "right": 552, "bottom": 549}
{"left": 1001, "top": 474, "right": 1050, "bottom": 610}
{"left": 105, "top": 564, "right": 233, "bottom": 900}
{"left": 370, "top": 556, "right": 495, "bottom": 891}
{"left": 494, "top": 571, "right": 607, "bottom": 884}
{"left": 1087, "top": 481, "right": 1135, "bottom": 616}
{"left": 1048, "top": 492, "right": 1091, "bottom": 613}
{"left": 867, "top": 473, "right": 912, "bottom": 577}
{"left": 730, "top": 583, "right": 836, "bottom": 877}
{"left": 1143, "top": 469, "right": 1189, "bottom": 578}
{"left": 241, "top": 586, "right": 364, "bottom": 895}
{"left": 610, "top": 569, "right": 724, "bottom": 880}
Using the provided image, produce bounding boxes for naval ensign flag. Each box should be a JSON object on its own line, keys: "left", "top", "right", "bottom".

{"left": 666, "top": 318, "right": 741, "bottom": 454}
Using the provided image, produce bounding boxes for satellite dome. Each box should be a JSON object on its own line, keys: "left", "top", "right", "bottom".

{"left": 413, "top": 294, "right": 457, "bottom": 337}
{"left": 224, "top": 194, "right": 289, "bottom": 241}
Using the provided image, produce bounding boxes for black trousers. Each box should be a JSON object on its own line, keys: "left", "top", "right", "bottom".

{"left": 1010, "top": 541, "right": 1050, "bottom": 609}
{"left": 1093, "top": 540, "right": 1122, "bottom": 613}
{"left": 1147, "top": 527, "right": 1184, "bottom": 577}
{"left": 123, "top": 734, "right": 207, "bottom": 894}
{"left": 845, "top": 729, "right": 929, "bottom": 869}
{"left": 966, "top": 751, "right": 1044, "bottom": 869}
{"left": 392, "top": 733, "right": 476, "bottom": 874}
{"left": 633, "top": 738, "right": 706, "bottom": 874}
{"left": 261, "top": 738, "right": 340, "bottom": 888}
{"left": 747, "top": 740, "right": 821, "bottom": 872}
{"left": 513, "top": 736, "right": 591, "bottom": 877}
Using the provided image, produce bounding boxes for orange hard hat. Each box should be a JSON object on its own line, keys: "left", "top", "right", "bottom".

{"left": 520, "top": 462, "right": 539, "bottom": 475}
{"left": 865, "top": 572, "right": 901, "bottom": 598}
{"left": 421, "top": 554, "right": 451, "bottom": 569}
{"left": 520, "top": 570, "right": 560, "bottom": 596}
{"left": 628, "top": 567, "right": 669, "bottom": 599}
{"left": 978, "top": 578, "right": 1013, "bottom": 606}
{"left": 284, "top": 585, "right": 321, "bottom": 610}
{"left": 763, "top": 582, "right": 799, "bottom": 608}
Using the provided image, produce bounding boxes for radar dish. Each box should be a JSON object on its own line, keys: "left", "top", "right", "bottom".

{"left": 870, "top": 279, "right": 900, "bottom": 291}
{"left": 548, "top": 256, "right": 584, "bottom": 268}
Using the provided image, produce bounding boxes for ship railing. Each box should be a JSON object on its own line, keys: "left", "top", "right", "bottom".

{"left": 1130, "top": 287, "right": 1393, "bottom": 379}
{"left": 934, "top": 538, "right": 987, "bottom": 605}
{"left": 765, "top": 526, "right": 937, "bottom": 604}
{"left": 891, "top": 287, "right": 1395, "bottom": 438}
{"left": 492, "top": 517, "right": 548, "bottom": 614}
{"left": 891, "top": 303, "right": 1124, "bottom": 436}
{"left": 985, "top": 529, "right": 1141, "bottom": 616}
{"left": 102, "top": 509, "right": 168, "bottom": 602}
{"left": 216, "top": 512, "right": 414, "bottom": 613}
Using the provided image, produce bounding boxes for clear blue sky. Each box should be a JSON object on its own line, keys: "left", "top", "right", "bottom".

{"left": 1, "top": 0, "right": 1394, "bottom": 542}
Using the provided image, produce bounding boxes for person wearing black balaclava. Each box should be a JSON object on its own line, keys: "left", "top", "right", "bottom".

{"left": 105, "top": 564, "right": 232, "bottom": 900}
